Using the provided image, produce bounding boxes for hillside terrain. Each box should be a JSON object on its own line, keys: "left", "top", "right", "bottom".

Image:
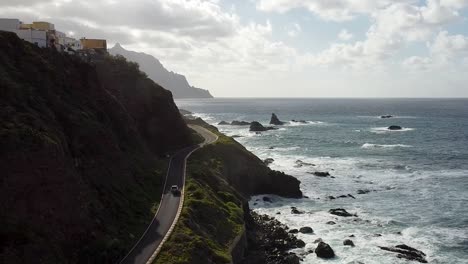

{"left": 0, "top": 31, "right": 192, "bottom": 263}
{"left": 109, "top": 44, "right": 213, "bottom": 99}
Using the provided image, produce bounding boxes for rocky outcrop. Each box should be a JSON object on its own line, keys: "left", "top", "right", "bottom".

{"left": 264, "top": 158, "right": 275, "bottom": 166}
{"left": 299, "top": 227, "right": 313, "bottom": 234}
{"left": 270, "top": 113, "right": 286, "bottom": 125}
{"left": 388, "top": 125, "right": 403, "bottom": 130}
{"left": 344, "top": 239, "right": 355, "bottom": 247}
{"left": 232, "top": 120, "right": 252, "bottom": 126}
{"left": 315, "top": 242, "right": 335, "bottom": 259}
{"left": 187, "top": 119, "right": 302, "bottom": 199}
{"left": 218, "top": 121, "right": 229, "bottom": 125}
{"left": 250, "top": 121, "right": 277, "bottom": 132}
{"left": 381, "top": 115, "right": 393, "bottom": 118}
{"left": 329, "top": 208, "right": 357, "bottom": 217}
{"left": 379, "top": 244, "right": 427, "bottom": 263}
{"left": 291, "top": 120, "right": 307, "bottom": 123}
{"left": 311, "top": 171, "right": 331, "bottom": 177}
{"left": 241, "top": 213, "right": 305, "bottom": 264}
{"left": 291, "top": 208, "right": 304, "bottom": 214}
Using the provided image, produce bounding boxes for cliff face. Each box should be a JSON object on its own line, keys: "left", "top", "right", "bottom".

{"left": 0, "top": 31, "right": 192, "bottom": 263}
{"left": 109, "top": 44, "right": 213, "bottom": 99}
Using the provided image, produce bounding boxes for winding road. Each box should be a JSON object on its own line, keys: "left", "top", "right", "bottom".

{"left": 120, "top": 125, "right": 218, "bottom": 264}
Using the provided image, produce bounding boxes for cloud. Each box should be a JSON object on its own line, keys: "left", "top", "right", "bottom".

{"left": 256, "top": 0, "right": 418, "bottom": 22}
{"left": 302, "top": 0, "right": 463, "bottom": 69}
{"left": 338, "top": 29, "right": 353, "bottom": 40}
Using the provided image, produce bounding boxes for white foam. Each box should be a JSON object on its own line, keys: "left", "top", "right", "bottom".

{"left": 286, "top": 121, "right": 327, "bottom": 126}
{"left": 362, "top": 143, "right": 413, "bottom": 149}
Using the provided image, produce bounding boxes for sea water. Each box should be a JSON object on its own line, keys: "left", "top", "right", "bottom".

{"left": 176, "top": 98, "right": 468, "bottom": 264}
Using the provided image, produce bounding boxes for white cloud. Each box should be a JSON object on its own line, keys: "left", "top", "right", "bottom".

{"left": 338, "top": 29, "right": 353, "bottom": 40}
{"left": 302, "top": 0, "right": 463, "bottom": 69}
{"left": 256, "top": 0, "right": 418, "bottom": 22}
{"left": 402, "top": 56, "right": 434, "bottom": 71}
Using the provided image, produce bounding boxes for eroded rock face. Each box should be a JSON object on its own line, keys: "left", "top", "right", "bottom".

{"left": 270, "top": 113, "right": 286, "bottom": 125}
{"left": 315, "top": 242, "right": 335, "bottom": 259}
{"left": 379, "top": 244, "right": 427, "bottom": 263}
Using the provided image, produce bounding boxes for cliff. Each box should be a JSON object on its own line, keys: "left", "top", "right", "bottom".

{"left": 155, "top": 118, "right": 302, "bottom": 264}
{"left": 0, "top": 31, "right": 193, "bottom": 263}
{"left": 109, "top": 44, "right": 213, "bottom": 99}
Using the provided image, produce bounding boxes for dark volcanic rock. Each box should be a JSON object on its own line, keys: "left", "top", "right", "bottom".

{"left": 379, "top": 244, "right": 427, "bottom": 263}
{"left": 291, "top": 207, "right": 305, "bottom": 214}
{"left": 262, "top": 196, "right": 273, "bottom": 203}
{"left": 388, "top": 125, "right": 403, "bottom": 130}
{"left": 299, "top": 227, "right": 314, "bottom": 234}
{"left": 357, "top": 189, "right": 371, "bottom": 195}
{"left": 292, "top": 119, "right": 308, "bottom": 123}
{"left": 250, "top": 121, "right": 277, "bottom": 132}
{"left": 283, "top": 254, "right": 301, "bottom": 264}
{"left": 289, "top": 229, "right": 299, "bottom": 234}
{"left": 326, "top": 221, "right": 336, "bottom": 225}
{"left": 329, "top": 208, "right": 357, "bottom": 217}
{"left": 381, "top": 115, "right": 393, "bottom": 119}
{"left": 312, "top": 171, "right": 331, "bottom": 177}
{"left": 242, "top": 212, "right": 304, "bottom": 264}
{"left": 315, "top": 242, "right": 335, "bottom": 259}
{"left": 344, "top": 239, "right": 355, "bottom": 247}
{"left": 218, "top": 121, "right": 229, "bottom": 125}
{"left": 270, "top": 113, "right": 286, "bottom": 125}
{"left": 231, "top": 120, "right": 251, "bottom": 126}
{"left": 264, "top": 158, "right": 275, "bottom": 166}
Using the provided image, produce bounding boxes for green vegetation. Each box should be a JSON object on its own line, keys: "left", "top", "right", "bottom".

{"left": 0, "top": 31, "right": 194, "bottom": 263}
{"left": 155, "top": 146, "right": 246, "bottom": 264}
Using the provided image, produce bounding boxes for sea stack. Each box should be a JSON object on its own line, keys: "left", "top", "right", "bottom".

{"left": 250, "top": 121, "right": 277, "bottom": 132}
{"left": 270, "top": 113, "right": 286, "bottom": 125}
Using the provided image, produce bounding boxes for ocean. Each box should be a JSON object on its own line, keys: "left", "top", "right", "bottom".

{"left": 175, "top": 98, "right": 468, "bottom": 264}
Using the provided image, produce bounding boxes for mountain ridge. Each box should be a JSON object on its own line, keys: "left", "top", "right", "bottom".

{"left": 109, "top": 43, "right": 213, "bottom": 99}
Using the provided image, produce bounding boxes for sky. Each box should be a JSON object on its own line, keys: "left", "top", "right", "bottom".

{"left": 1, "top": 0, "right": 468, "bottom": 97}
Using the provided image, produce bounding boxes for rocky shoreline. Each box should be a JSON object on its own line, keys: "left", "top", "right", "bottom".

{"left": 241, "top": 212, "right": 304, "bottom": 264}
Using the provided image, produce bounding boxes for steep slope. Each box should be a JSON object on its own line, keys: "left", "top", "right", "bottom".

{"left": 155, "top": 118, "right": 302, "bottom": 264}
{"left": 109, "top": 44, "right": 213, "bottom": 99}
{"left": 0, "top": 31, "right": 192, "bottom": 264}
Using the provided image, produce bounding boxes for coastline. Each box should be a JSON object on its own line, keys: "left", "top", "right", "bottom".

{"left": 177, "top": 108, "right": 439, "bottom": 264}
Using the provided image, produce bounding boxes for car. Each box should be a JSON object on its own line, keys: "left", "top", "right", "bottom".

{"left": 170, "top": 185, "right": 180, "bottom": 195}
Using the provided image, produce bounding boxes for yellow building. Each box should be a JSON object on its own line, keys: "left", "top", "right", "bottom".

{"left": 20, "top": 21, "right": 55, "bottom": 31}
{"left": 80, "top": 38, "right": 107, "bottom": 50}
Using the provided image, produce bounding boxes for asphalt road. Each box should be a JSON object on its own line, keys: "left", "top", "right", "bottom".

{"left": 120, "top": 125, "right": 217, "bottom": 264}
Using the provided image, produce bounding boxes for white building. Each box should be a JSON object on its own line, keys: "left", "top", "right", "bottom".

{"left": 15, "top": 29, "right": 47, "bottom": 48}
{"left": 0, "top": 18, "right": 47, "bottom": 48}
{"left": 0, "top": 18, "right": 20, "bottom": 30}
